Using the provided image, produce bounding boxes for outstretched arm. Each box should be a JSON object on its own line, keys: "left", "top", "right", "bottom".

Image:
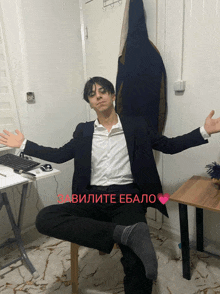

{"left": 204, "top": 110, "right": 220, "bottom": 135}
{"left": 0, "top": 129, "right": 25, "bottom": 148}
{"left": 0, "top": 123, "right": 84, "bottom": 163}
{"left": 146, "top": 111, "right": 220, "bottom": 154}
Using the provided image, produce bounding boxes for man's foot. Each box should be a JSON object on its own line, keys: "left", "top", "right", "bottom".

{"left": 113, "top": 222, "right": 158, "bottom": 280}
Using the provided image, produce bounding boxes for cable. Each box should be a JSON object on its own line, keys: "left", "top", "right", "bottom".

{"left": 34, "top": 179, "right": 41, "bottom": 212}
{"left": 54, "top": 175, "right": 59, "bottom": 197}
{"left": 181, "top": 0, "right": 186, "bottom": 80}
{"left": 34, "top": 175, "right": 59, "bottom": 212}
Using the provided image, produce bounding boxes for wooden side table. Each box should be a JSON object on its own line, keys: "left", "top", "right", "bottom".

{"left": 170, "top": 176, "right": 220, "bottom": 280}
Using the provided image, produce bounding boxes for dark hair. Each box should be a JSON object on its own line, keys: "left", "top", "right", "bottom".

{"left": 83, "top": 77, "right": 115, "bottom": 103}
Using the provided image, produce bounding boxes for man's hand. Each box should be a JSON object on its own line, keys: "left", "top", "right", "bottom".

{"left": 204, "top": 110, "right": 220, "bottom": 135}
{"left": 0, "top": 129, "right": 25, "bottom": 148}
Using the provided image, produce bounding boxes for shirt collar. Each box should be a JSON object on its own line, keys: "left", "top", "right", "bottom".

{"left": 94, "top": 114, "right": 122, "bottom": 130}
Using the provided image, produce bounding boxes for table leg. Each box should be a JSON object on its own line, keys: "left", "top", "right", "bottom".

{"left": 196, "top": 207, "right": 204, "bottom": 252}
{"left": 17, "top": 183, "right": 28, "bottom": 228}
{"left": 0, "top": 188, "right": 39, "bottom": 278}
{"left": 179, "top": 203, "right": 191, "bottom": 280}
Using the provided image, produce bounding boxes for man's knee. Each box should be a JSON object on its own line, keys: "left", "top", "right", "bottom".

{"left": 35, "top": 205, "right": 57, "bottom": 235}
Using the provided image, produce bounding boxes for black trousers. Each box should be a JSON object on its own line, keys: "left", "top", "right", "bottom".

{"left": 35, "top": 185, "right": 154, "bottom": 293}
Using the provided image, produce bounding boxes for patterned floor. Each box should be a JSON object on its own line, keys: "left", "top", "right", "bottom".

{"left": 0, "top": 227, "right": 220, "bottom": 294}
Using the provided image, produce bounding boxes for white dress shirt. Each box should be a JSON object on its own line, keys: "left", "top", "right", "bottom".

{"left": 90, "top": 115, "right": 133, "bottom": 186}
{"left": 20, "top": 119, "right": 210, "bottom": 186}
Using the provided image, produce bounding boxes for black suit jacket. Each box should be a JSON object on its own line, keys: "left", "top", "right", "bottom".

{"left": 24, "top": 115, "right": 208, "bottom": 217}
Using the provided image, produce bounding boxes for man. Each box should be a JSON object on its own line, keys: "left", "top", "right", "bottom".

{"left": 0, "top": 77, "right": 220, "bottom": 293}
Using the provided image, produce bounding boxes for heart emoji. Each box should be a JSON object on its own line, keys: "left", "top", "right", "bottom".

{"left": 157, "top": 193, "right": 170, "bottom": 204}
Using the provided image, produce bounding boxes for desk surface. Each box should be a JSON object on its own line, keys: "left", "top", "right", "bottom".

{"left": 0, "top": 165, "right": 60, "bottom": 190}
{"left": 170, "top": 176, "right": 220, "bottom": 213}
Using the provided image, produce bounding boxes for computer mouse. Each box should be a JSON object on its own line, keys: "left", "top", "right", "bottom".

{"left": 40, "top": 164, "right": 53, "bottom": 172}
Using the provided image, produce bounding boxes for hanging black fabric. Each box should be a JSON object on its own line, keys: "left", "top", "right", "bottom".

{"left": 115, "top": 0, "right": 167, "bottom": 134}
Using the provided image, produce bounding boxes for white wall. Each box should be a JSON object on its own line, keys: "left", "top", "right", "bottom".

{"left": 0, "top": 0, "right": 86, "bottom": 241}
{"left": 82, "top": 0, "right": 220, "bottom": 249}
{"left": 162, "top": 0, "right": 220, "bottom": 249}
{"left": 1, "top": 0, "right": 220, "bottom": 252}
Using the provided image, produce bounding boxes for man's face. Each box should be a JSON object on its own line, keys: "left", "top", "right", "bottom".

{"left": 88, "top": 83, "right": 115, "bottom": 114}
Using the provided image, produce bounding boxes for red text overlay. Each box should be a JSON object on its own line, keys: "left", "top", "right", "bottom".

{"left": 57, "top": 194, "right": 157, "bottom": 204}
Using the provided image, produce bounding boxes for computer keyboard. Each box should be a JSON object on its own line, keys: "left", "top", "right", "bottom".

{"left": 0, "top": 154, "right": 40, "bottom": 171}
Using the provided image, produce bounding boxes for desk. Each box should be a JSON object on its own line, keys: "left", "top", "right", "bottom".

{"left": 0, "top": 166, "right": 60, "bottom": 278}
{"left": 170, "top": 176, "right": 220, "bottom": 280}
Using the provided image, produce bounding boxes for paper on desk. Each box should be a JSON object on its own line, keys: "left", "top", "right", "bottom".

{"left": 0, "top": 165, "right": 28, "bottom": 190}
{"left": 0, "top": 174, "right": 28, "bottom": 189}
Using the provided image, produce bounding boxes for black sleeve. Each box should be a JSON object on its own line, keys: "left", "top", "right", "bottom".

{"left": 23, "top": 123, "right": 84, "bottom": 163}
{"left": 142, "top": 118, "right": 208, "bottom": 154}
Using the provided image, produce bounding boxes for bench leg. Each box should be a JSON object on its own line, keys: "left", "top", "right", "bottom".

{"left": 71, "top": 243, "right": 79, "bottom": 294}
{"left": 179, "top": 203, "right": 191, "bottom": 280}
{"left": 196, "top": 207, "right": 204, "bottom": 252}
